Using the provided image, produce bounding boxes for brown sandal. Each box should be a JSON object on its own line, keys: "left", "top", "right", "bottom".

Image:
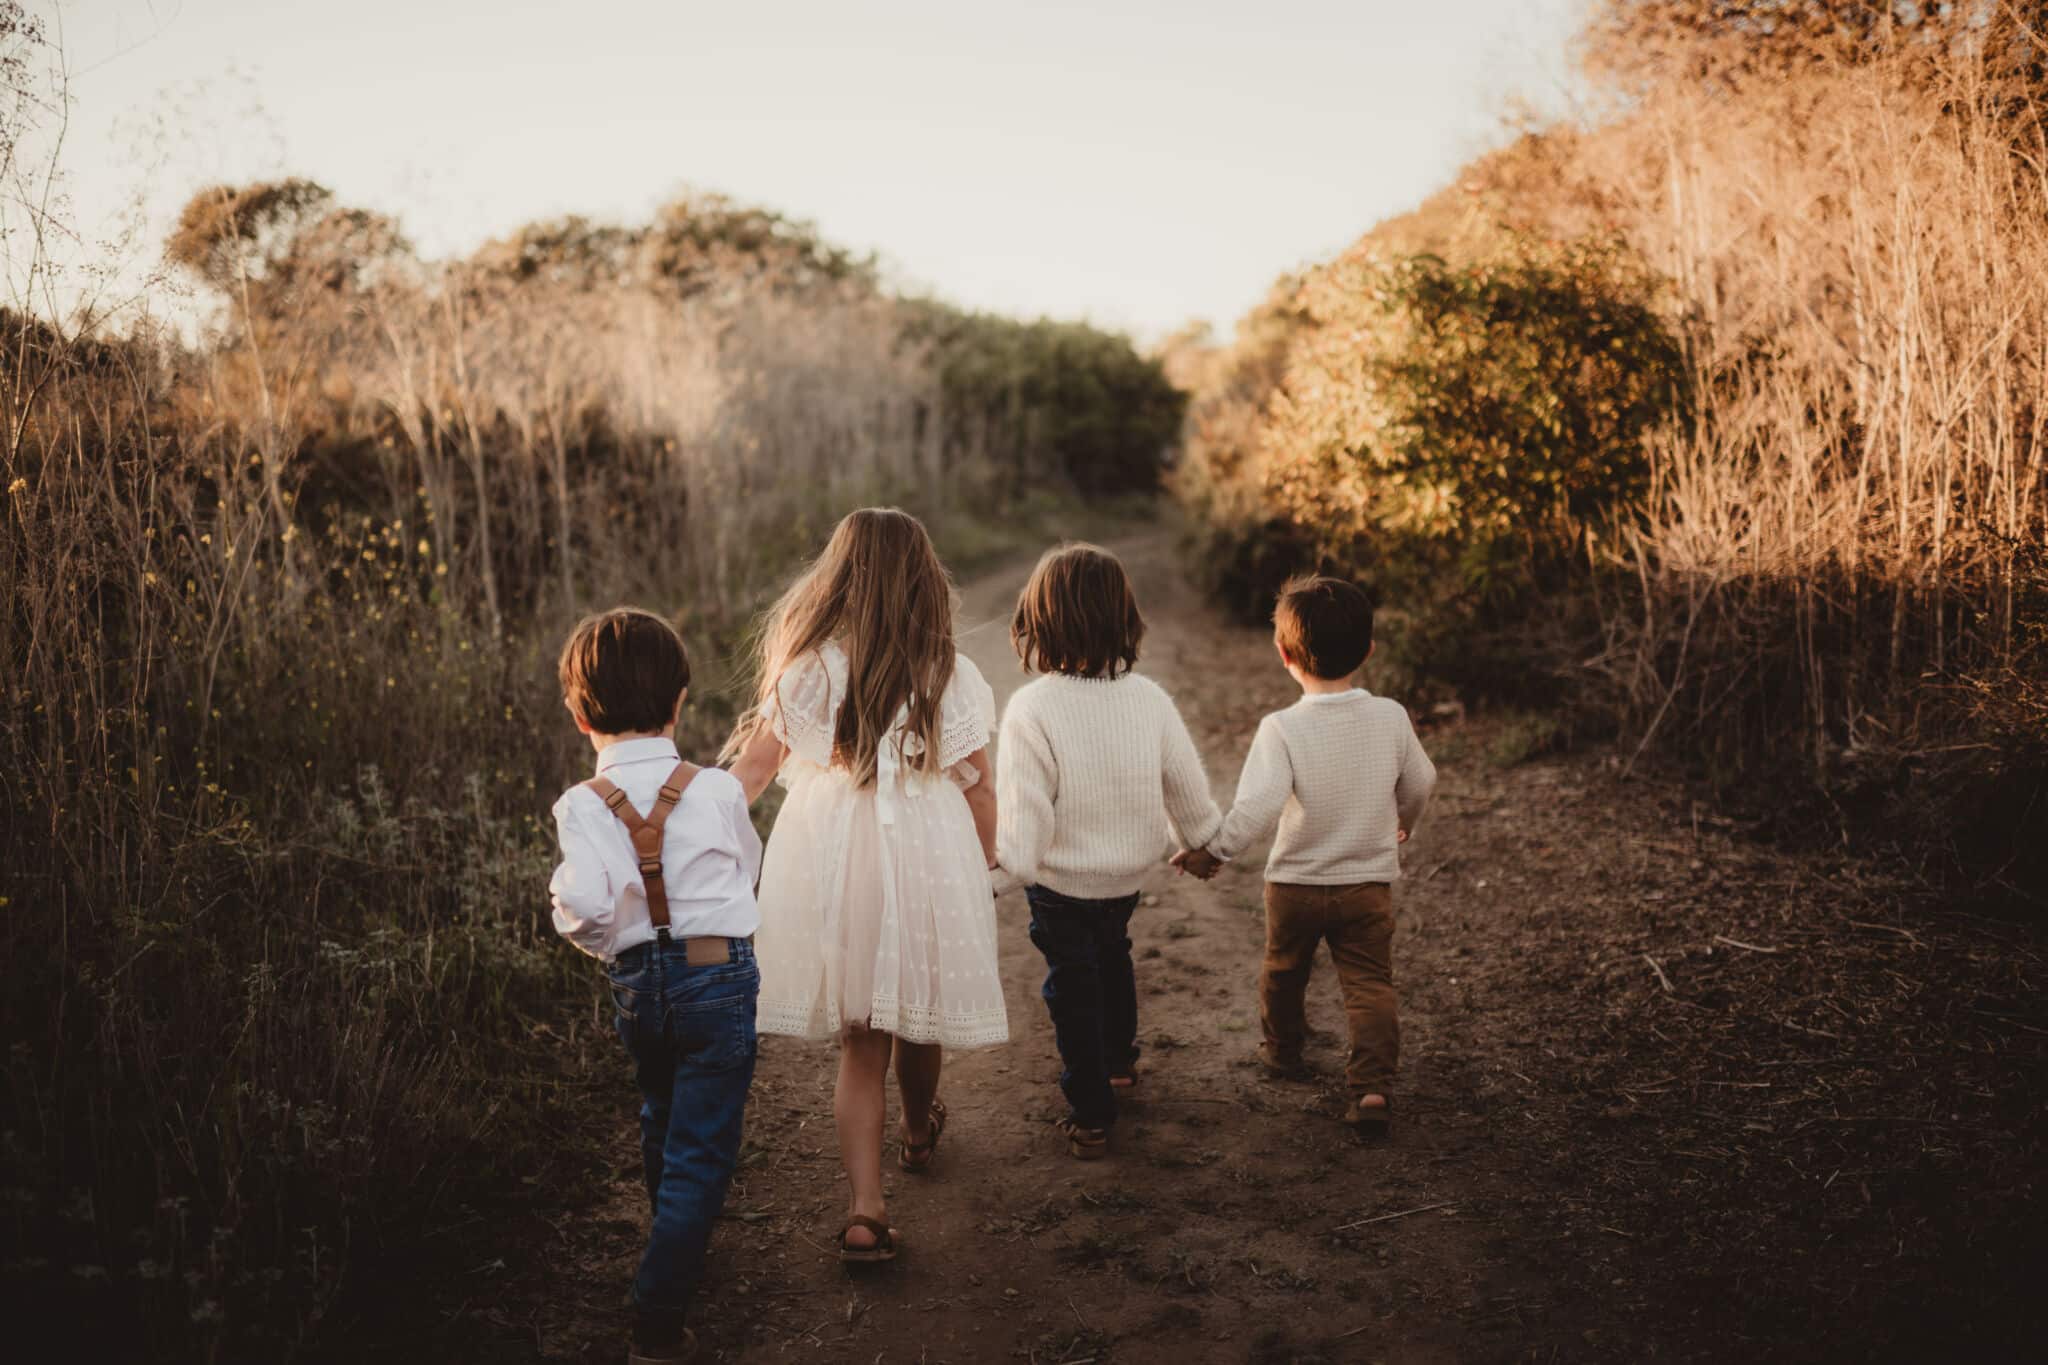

{"left": 1054, "top": 1116, "right": 1108, "bottom": 1160}
{"left": 898, "top": 1099, "right": 947, "bottom": 1173}
{"left": 838, "top": 1214, "right": 897, "bottom": 1263}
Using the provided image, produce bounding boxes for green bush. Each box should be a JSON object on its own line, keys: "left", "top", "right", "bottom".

{"left": 1255, "top": 234, "right": 1683, "bottom": 597}
{"left": 901, "top": 302, "right": 1186, "bottom": 496}
{"left": 1172, "top": 233, "right": 1683, "bottom": 704}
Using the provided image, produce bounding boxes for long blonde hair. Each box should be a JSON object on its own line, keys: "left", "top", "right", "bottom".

{"left": 725, "top": 507, "right": 957, "bottom": 787}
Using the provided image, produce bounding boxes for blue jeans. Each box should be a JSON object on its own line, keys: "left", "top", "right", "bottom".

{"left": 1026, "top": 886, "right": 1141, "bottom": 1130}
{"left": 606, "top": 936, "right": 759, "bottom": 1346}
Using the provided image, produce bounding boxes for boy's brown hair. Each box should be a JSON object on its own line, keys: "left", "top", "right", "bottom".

{"left": 558, "top": 607, "right": 691, "bottom": 735}
{"left": 1273, "top": 575, "right": 1374, "bottom": 680}
{"left": 1010, "top": 543, "right": 1145, "bottom": 679}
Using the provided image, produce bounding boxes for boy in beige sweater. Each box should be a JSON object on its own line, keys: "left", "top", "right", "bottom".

{"left": 1177, "top": 576, "right": 1435, "bottom": 1137}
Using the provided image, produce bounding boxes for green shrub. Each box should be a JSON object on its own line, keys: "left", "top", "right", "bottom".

{"left": 1256, "top": 234, "right": 1683, "bottom": 598}
{"left": 901, "top": 301, "right": 1186, "bottom": 496}
{"left": 1172, "top": 233, "right": 1683, "bottom": 704}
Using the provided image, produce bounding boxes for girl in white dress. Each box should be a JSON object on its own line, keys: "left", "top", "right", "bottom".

{"left": 725, "top": 507, "right": 1007, "bottom": 1262}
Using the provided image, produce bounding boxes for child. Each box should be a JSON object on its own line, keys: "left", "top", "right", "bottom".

{"left": 723, "top": 507, "right": 1005, "bottom": 1263}
{"left": 1177, "top": 576, "right": 1436, "bottom": 1138}
{"left": 548, "top": 608, "right": 763, "bottom": 1365}
{"left": 994, "top": 543, "right": 1222, "bottom": 1158}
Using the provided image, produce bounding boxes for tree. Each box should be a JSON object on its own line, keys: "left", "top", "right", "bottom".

{"left": 165, "top": 180, "right": 411, "bottom": 318}
{"left": 466, "top": 214, "right": 638, "bottom": 290}
{"left": 898, "top": 301, "right": 1185, "bottom": 496}
{"left": 637, "top": 192, "right": 873, "bottom": 296}
{"left": 466, "top": 193, "right": 876, "bottom": 298}
{"left": 1586, "top": 1, "right": 2048, "bottom": 90}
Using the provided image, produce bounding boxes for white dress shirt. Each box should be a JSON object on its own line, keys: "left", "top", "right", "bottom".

{"left": 549, "top": 737, "right": 762, "bottom": 961}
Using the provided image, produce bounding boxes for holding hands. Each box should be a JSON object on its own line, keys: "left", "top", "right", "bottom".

{"left": 1175, "top": 829, "right": 1402, "bottom": 880}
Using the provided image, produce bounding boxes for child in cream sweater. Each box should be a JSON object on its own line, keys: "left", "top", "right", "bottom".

{"left": 1178, "top": 576, "right": 1436, "bottom": 1137}
{"left": 995, "top": 544, "right": 1221, "bottom": 1158}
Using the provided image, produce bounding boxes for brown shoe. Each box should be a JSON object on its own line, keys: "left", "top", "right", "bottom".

{"left": 1341, "top": 1097, "right": 1392, "bottom": 1139}
{"left": 1258, "top": 1044, "right": 1310, "bottom": 1080}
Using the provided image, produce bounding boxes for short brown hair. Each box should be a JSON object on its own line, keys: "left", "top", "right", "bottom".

{"left": 1010, "top": 543, "right": 1145, "bottom": 679}
{"left": 558, "top": 607, "right": 691, "bottom": 735}
{"left": 1273, "top": 575, "right": 1373, "bottom": 680}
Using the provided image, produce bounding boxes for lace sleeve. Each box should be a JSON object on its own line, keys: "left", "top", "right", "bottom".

{"left": 937, "top": 653, "right": 996, "bottom": 770}
{"left": 762, "top": 649, "right": 839, "bottom": 770}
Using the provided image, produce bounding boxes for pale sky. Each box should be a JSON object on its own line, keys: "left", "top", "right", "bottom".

{"left": 47, "top": 0, "right": 1589, "bottom": 339}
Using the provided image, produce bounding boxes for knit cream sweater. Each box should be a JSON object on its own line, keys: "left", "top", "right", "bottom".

{"left": 1211, "top": 688, "right": 1437, "bottom": 885}
{"left": 995, "top": 671, "right": 1222, "bottom": 899}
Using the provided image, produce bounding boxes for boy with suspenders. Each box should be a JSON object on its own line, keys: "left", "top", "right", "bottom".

{"left": 549, "top": 609, "right": 762, "bottom": 1364}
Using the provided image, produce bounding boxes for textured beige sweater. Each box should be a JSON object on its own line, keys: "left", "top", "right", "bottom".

{"left": 995, "top": 672, "right": 1223, "bottom": 899}
{"left": 1211, "top": 689, "right": 1437, "bottom": 885}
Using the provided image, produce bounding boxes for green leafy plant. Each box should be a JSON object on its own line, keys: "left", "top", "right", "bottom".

{"left": 901, "top": 300, "right": 1186, "bottom": 496}
{"left": 1258, "top": 234, "right": 1684, "bottom": 597}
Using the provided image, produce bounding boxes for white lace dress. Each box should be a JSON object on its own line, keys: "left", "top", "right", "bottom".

{"left": 753, "top": 642, "right": 1010, "bottom": 1049}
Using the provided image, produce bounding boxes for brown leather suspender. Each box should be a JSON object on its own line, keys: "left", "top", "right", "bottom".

{"left": 583, "top": 760, "right": 700, "bottom": 933}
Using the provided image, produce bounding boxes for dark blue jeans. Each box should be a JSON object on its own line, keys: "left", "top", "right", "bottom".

{"left": 606, "top": 935, "right": 759, "bottom": 1346}
{"left": 1026, "top": 886, "right": 1141, "bottom": 1130}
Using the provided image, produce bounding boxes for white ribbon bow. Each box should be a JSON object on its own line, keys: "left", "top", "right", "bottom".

{"left": 873, "top": 703, "right": 932, "bottom": 826}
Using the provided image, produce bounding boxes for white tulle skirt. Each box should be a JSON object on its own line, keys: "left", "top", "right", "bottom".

{"left": 754, "top": 761, "right": 1010, "bottom": 1049}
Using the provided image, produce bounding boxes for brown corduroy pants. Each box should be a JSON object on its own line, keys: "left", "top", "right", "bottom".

{"left": 1260, "top": 882, "right": 1397, "bottom": 1097}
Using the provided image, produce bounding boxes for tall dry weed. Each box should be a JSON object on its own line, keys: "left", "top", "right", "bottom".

{"left": 1170, "top": 13, "right": 2047, "bottom": 892}
{"left": 0, "top": 200, "right": 1148, "bottom": 1352}
{"left": 1570, "top": 32, "right": 2048, "bottom": 818}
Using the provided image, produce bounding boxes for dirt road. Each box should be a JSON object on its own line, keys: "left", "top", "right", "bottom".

{"left": 454, "top": 526, "right": 2044, "bottom": 1364}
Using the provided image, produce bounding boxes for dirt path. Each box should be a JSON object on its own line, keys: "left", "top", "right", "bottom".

{"left": 461, "top": 524, "right": 2044, "bottom": 1365}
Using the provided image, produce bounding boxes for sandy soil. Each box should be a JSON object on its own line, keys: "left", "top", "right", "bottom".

{"left": 405, "top": 525, "right": 2044, "bottom": 1365}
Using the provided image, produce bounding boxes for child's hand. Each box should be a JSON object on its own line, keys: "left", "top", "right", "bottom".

{"left": 1173, "top": 847, "right": 1222, "bottom": 880}
{"left": 1397, "top": 827, "right": 1410, "bottom": 844}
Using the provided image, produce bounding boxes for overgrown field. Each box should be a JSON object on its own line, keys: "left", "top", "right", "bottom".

{"left": 0, "top": 179, "right": 1177, "bottom": 1358}
{"left": 1165, "top": 1, "right": 2048, "bottom": 900}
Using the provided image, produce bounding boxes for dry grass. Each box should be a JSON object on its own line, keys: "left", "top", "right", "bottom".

{"left": 1167, "top": 15, "right": 2048, "bottom": 894}
{"left": 1576, "top": 35, "right": 2048, "bottom": 758}
{"left": 0, "top": 234, "right": 1135, "bottom": 1355}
